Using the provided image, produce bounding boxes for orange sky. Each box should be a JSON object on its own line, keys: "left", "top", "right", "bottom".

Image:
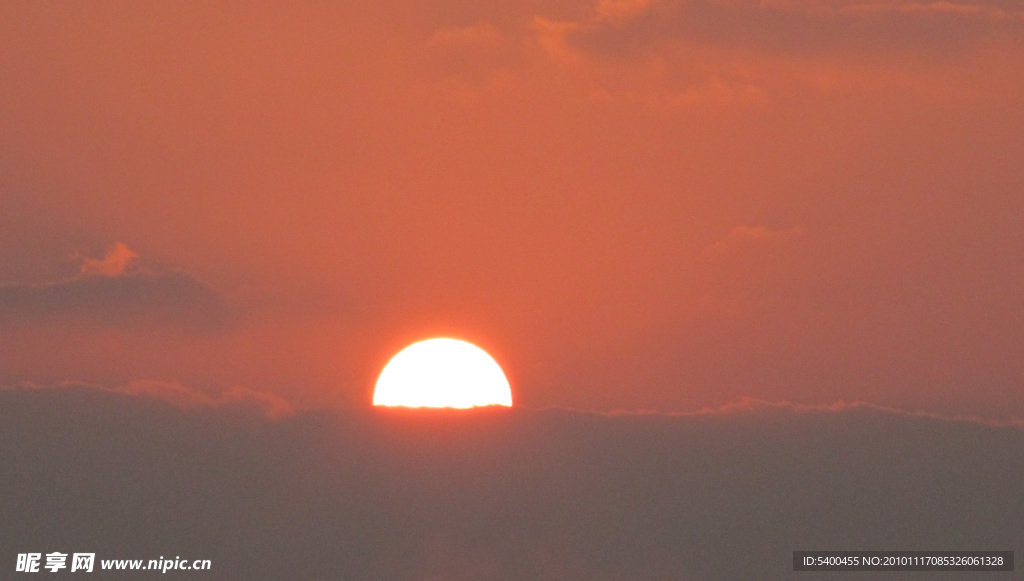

{"left": 1, "top": 0, "right": 1022, "bottom": 418}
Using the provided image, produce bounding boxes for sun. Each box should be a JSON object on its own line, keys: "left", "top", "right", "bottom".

{"left": 373, "top": 338, "right": 513, "bottom": 408}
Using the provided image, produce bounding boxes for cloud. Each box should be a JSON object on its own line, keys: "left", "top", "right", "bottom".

{"left": 838, "top": 2, "right": 1023, "bottom": 20}
{"left": 0, "top": 270, "right": 235, "bottom": 334}
{"left": 529, "top": 17, "right": 585, "bottom": 64}
{"left": 118, "top": 380, "right": 294, "bottom": 420}
{"left": 512, "top": 0, "right": 1024, "bottom": 105}
{"left": 2, "top": 388, "right": 1021, "bottom": 580}
{"left": 566, "top": 0, "right": 1024, "bottom": 59}
{"left": 78, "top": 242, "right": 138, "bottom": 277}
{"left": 6, "top": 379, "right": 294, "bottom": 420}
{"left": 603, "top": 395, "right": 1024, "bottom": 430}
{"left": 415, "top": 0, "right": 1021, "bottom": 106}
{"left": 0, "top": 242, "right": 234, "bottom": 334}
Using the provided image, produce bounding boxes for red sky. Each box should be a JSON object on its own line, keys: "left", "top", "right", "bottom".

{"left": 1, "top": 0, "right": 1022, "bottom": 418}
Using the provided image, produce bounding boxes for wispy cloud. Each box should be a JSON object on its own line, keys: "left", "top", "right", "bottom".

{"left": 601, "top": 395, "right": 1024, "bottom": 430}
{"left": 0, "top": 244, "right": 234, "bottom": 335}
{"left": 5, "top": 379, "right": 294, "bottom": 420}
{"left": 77, "top": 242, "right": 138, "bottom": 277}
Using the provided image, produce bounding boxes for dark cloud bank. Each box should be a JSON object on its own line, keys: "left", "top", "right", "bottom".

{"left": 2, "top": 387, "right": 1021, "bottom": 580}
{"left": 0, "top": 271, "right": 234, "bottom": 335}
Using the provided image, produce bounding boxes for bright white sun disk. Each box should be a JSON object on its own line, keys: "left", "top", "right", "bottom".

{"left": 373, "top": 338, "right": 512, "bottom": 408}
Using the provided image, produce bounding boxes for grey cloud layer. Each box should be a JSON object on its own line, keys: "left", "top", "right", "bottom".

{"left": 0, "top": 271, "right": 234, "bottom": 335}
{"left": 567, "top": 0, "right": 1023, "bottom": 59}
{"left": 3, "top": 386, "right": 1020, "bottom": 580}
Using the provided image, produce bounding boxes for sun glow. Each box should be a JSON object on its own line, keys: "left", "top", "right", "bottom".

{"left": 373, "top": 338, "right": 512, "bottom": 408}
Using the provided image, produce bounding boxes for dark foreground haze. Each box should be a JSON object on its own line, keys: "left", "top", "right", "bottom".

{"left": 3, "top": 386, "right": 1020, "bottom": 580}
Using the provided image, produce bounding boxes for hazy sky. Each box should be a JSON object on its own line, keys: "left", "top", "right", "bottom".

{"left": 3, "top": 3, "right": 1023, "bottom": 578}
{"left": 2, "top": 0, "right": 1022, "bottom": 417}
